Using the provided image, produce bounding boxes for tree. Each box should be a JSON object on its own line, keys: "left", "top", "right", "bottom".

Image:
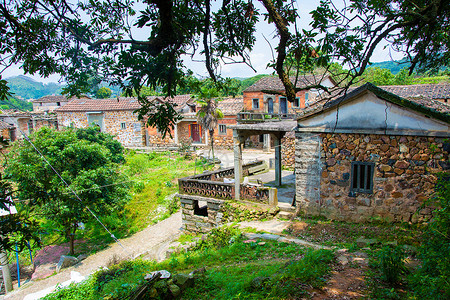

{"left": 95, "top": 87, "right": 112, "bottom": 99}
{"left": 6, "top": 127, "right": 129, "bottom": 255}
{"left": 0, "top": 137, "right": 38, "bottom": 252}
{"left": 196, "top": 87, "right": 224, "bottom": 165}
{"left": 0, "top": 1, "right": 448, "bottom": 133}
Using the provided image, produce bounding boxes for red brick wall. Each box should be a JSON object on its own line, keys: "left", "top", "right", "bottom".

{"left": 243, "top": 90, "right": 308, "bottom": 113}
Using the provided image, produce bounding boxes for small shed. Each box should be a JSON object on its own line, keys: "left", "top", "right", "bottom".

{"left": 295, "top": 83, "right": 450, "bottom": 222}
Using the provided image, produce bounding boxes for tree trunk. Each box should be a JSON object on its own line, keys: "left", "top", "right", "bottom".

{"left": 210, "top": 129, "right": 215, "bottom": 169}
{"left": 68, "top": 224, "right": 78, "bottom": 256}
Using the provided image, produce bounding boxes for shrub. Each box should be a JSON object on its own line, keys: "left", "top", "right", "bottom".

{"left": 409, "top": 173, "right": 450, "bottom": 299}
{"left": 377, "top": 245, "right": 406, "bottom": 285}
{"left": 192, "top": 225, "right": 243, "bottom": 251}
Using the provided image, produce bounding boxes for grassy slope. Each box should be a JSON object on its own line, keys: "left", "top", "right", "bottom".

{"left": 43, "top": 227, "right": 335, "bottom": 300}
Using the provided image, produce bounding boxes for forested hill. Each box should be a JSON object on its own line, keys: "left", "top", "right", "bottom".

{"left": 6, "top": 75, "right": 63, "bottom": 100}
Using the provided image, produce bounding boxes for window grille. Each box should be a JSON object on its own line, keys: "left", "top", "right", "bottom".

{"left": 120, "top": 122, "right": 126, "bottom": 129}
{"left": 350, "top": 161, "right": 375, "bottom": 194}
{"left": 218, "top": 124, "right": 227, "bottom": 135}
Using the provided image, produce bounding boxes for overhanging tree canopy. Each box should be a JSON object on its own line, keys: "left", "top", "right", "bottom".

{"left": 0, "top": 0, "right": 448, "bottom": 135}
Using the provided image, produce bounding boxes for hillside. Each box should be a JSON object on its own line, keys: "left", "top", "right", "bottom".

{"left": 6, "top": 75, "right": 63, "bottom": 100}
{"left": 5, "top": 75, "right": 122, "bottom": 100}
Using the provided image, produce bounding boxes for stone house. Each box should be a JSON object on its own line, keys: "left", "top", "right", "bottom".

{"left": 295, "top": 83, "right": 450, "bottom": 223}
{"left": 31, "top": 95, "right": 82, "bottom": 112}
{"left": 0, "top": 109, "right": 58, "bottom": 139}
{"left": 55, "top": 97, "right": 147, "bottom": 147}
{"left": 0, "top": 120, "right": 16, "bottom": 141}
{"left": 145, "top": 96, "right": 244, "bottom": 150}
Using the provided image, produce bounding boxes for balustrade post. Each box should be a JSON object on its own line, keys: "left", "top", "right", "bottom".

{"left": 233, "top": 130, "right": 243, "bottom": 201}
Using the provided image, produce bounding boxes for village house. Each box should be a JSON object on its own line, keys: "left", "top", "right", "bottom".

{"left": 55, "top": 95, "right": 243, "bottom": 149}
{"left": 177, "top": 81, "right": 450, "bottom": 232}
{"left": 237, "top": 74, "right": 336, "bottom": 167}
{"left": 295, "top": 83, "right": 450, "bottom": 223}
{"left": 145, "top": 96, "right": 244, "bottom": 150}
{"left": 0, "top": 109, "right": 58, "bottom": 140}
{"left": 31, "top": 95, "right": 75, "bottom": 112}
{"left": 0, "top": 120, "right": 16, "bottom": 141}
{"left": 55, "top": 97, "right": 147, "bottom": 147}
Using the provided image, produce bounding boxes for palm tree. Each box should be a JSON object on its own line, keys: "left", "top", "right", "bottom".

{"left": 196, "top": 87, "right": 223, "bottom": 167}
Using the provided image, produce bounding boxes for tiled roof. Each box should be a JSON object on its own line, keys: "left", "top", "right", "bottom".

{"left": 32, "top": 95, "right": 69, "bottom": 103}
{"left": 164, "top": 94, "right": 193, "bottom": 107}
{"left": 0, "top": 120, "right": 14, "bottom": 129}
{"left": 244, "top": 74, "right": 333, "bottom": 92}
{"left": 55, "top": 94, "right": 193, "bottom": 112}
{"left": 0, "top": 109, "right": 30, "bottom": 117}
{"left": 55, "top": 97, "right": 160, "bottom": 112}
{"left": 298, "top": 83, "right": 450, "bottom": 124}
{"left": 218, "top": 97, "right": 244, "bottom": 115}
{"left": 379, "top": 84, "right": 450, "bottom": 100}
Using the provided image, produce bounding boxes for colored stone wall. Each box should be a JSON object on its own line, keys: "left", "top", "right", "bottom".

{"left": 296, "top": 132, "right": 449, "bottom": 223}
{"left": 57, "top": 111, "right": 145, "bottom": 147}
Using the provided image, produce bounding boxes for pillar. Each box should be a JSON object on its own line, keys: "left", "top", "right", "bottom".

{"left": 0, "top": 247, "right": 13, "bottom": 293}
{"left": 233, "top": 130, "right": 243, "bottom": 200}
{"left": 263, "top": 134, "right": 271, "bottom": 152}
{"left": 274, "top": 134, "right": 282, "bottom": 186}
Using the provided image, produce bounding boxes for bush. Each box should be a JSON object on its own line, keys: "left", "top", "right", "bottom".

{"left": 409, "top": 173, "right": 450, "bottom": 299}
{"left": 192, "top": 225, "right": 243, "bottom": 251}
{"left": 377, "top": 245, "right": 406, "bottom": 285}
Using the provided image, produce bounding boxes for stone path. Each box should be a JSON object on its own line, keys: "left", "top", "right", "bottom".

{"left": 3, "top": 212, "right": 183, "bottom": 300}
{"left": 236, "top": 219, "right": 330, "bottom": 250}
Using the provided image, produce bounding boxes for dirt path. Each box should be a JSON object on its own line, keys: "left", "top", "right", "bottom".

{"left": 4, "top": 212, "right": 183, "bottom": 300}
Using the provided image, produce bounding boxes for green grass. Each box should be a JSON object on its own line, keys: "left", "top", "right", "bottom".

{"left": 288, "top": 216, "right": 424, "bottom": 249}
{"left": 43, "top": 226, "right": 335, "bottom": 300}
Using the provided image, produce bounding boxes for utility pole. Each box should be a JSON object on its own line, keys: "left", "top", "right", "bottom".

{"left": 0, "top": 246, "right": 13, "bottom": 293}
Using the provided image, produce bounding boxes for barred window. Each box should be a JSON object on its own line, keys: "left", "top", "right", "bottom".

{"left": 350, "top": 161, "right": 375, "bottom": 194}
{"left": 218, "top": 124, "right": 227, "bottom": 135}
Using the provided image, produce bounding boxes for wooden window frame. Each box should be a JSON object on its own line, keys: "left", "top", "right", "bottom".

{"left": 252, "top": 98, "right": 259, "bottom": 109}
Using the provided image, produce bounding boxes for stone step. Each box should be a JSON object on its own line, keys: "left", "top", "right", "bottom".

{"left": 277, "top": 211, "right": 294, "bottom": 220}
{"left": 278, "top": 202, "right": 296, "bottom": 212}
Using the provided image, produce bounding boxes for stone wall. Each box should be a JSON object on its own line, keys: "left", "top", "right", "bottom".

{"left": 57, "top": 111, "right": 145, "bottom": 147}
{"left": 179, "top": 194, "right": 279, "bottom": 233}
{"left": 180, "top": 194, "right": 225, "bottom": 233}
{"left": 296, "top": 132, "right": 449, "bottom": 223}
{"left": 281, "top": 134, "right": 295, "bottom": 169}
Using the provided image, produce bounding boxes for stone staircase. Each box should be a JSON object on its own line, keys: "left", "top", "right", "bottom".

{"left": 277, "top": 202, "right": 296, "bottom": 219}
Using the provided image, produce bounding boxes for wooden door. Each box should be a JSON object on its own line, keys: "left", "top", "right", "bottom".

{"left": 190, "top": 124, "right": 201, "bottom": 143}
{"left": 280, "top": 98, "right": 287, "bottom": 114}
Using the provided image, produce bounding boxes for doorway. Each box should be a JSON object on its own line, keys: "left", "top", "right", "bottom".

{"left": 190, "top": 124, "right": 202, "bottom": 143}
{"left": 280, "top": 98, "right": 287, "bottom": 114}
{"left": 267, "top": 98, "right": 274, "bottom": 114}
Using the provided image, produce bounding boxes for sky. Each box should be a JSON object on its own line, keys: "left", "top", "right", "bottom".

{"left": 2, "top": 0, "right": 403, "bottom": 84}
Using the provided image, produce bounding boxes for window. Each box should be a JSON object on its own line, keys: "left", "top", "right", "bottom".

{"left": 56, "top": 102, "right": 61, "bottom": 106}
{"left": 293, "top": 97, "right": 300, "bottom": 107}
{"left": 218, "top": 124, "right": 227, "bottom": 135}
{"left": 305, "top": 92, "right": 310, "bottom": 107}
{"left": 120, "top": 122, "right": 126, "bottom": 129}
{"left": 259, "top": 134, "right": 264, "bottom": 143}
{"left": 350, "top": 161, "right": 375, "bottom": 194}
{"left": 252, "top": 98, "right": 259, "bottom": 109}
